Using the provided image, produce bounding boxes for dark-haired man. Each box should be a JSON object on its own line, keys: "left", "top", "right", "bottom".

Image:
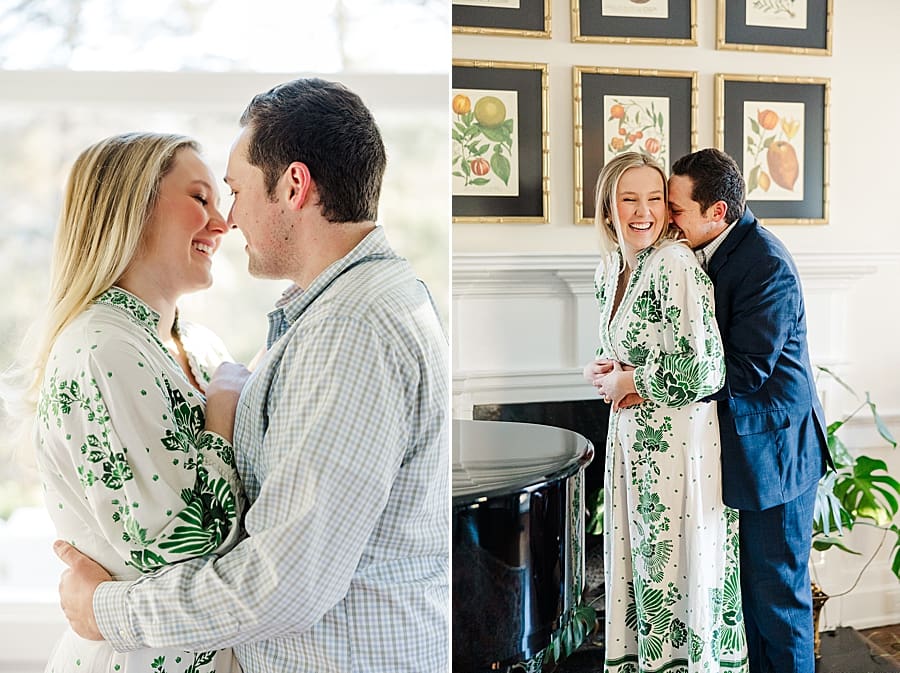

{"left": 55, "top": 78, "right": 449, "bottom": 673}
{"left": 668, "top": 147, "right": 831, "bottom": 673}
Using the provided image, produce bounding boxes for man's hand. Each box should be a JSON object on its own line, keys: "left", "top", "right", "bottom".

{"left": 615, "top": 392, "right": 645, "bottom": 410}
{"left": 54, "top": 540, "right": 110, "bottom": 641}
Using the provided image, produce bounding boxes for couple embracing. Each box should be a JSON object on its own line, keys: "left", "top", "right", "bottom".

{"left": 7, "top": 78, "right": 448, "bottom": 673}
{"left": 585, "top": 148, "right": 832, "bottom": 673}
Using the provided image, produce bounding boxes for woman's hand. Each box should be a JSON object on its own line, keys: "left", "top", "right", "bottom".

{"left": 205, "top": 362, "right": 252, "bottom": 443}
{"left": 594, "top": 361, "right": 642, "bottom": 411}
{"left": 583, "top": 358, "right": 614, "bottom": 385}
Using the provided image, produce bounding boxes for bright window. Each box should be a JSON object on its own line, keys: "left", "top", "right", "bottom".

{"left": 0, "top": 3, "right": 448, "bottom": 668}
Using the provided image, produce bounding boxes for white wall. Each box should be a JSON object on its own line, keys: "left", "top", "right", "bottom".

{"left": 453, "top": 0, "right": 900, "bottom": 631}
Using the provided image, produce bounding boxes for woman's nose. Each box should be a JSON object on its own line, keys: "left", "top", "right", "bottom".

{"left": 207, "top": 207, "right": 229, "bottom": 233}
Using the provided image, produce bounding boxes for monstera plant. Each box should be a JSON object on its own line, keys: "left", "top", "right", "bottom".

{"left": 809, "top": 366, "right": 899, "bottom": 659}
{"left": 812, "top": 366, "right": 900, "bottom": 581}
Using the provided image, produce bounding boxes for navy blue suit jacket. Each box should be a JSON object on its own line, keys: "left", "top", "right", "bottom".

{"left": 707, "top": 208, "right": 831, "bottom": 511}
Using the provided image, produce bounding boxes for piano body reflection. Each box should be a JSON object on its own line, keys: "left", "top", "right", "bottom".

{"left": 452, "top": 419, "right": 593, "bottom": 672}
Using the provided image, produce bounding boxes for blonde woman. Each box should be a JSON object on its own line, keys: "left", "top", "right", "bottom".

{"left": 582, "top": 153, "right": 747, "bottom": 672}
{"left": 18, "top": 133, "right": 247, "bottom": 673}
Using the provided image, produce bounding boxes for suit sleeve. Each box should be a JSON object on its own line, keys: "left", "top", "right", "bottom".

{"left": 707, "top": 253, "right": 801, "bottom": 401}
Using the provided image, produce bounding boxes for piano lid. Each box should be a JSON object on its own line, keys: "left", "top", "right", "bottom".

{"left": 452, "top": 419, "right": 593, "bottom": 503}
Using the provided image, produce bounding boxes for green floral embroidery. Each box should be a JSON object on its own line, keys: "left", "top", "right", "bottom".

{"left": 719, "top": 550, "right": 746, "bottom": 656}
{"left": 162, "top": 383, "right": 206, "bottom": 455}
{"left": 638, "top": 537, "right": 674, "bottom": 583}
{"left": 627, "top": 578, "right": 674, "bottom": 662}
{"left": 634, "top": 425, "right": 670, "bottom": 456}
{"left": 688, "top": 628, "right": 704, "bottom": 663}
{"left": 632, "top": 289, "right": 663, "bottom": 323}
{"left": 95, "top": 287, "right": 158, "bottom": 329}
{"left": 649, "top": 353, "right": 715, "bottom": 407}
{"left": 159, "top": 468, "right": 237, "bottom": 556}
{"left": 665, "top": 304, "right": 682, "bottom": 325}
{"left": 150, "top": 651, "right": 216, "bottom": 673}
{"left": 670, "top": 617, "right": 688, "bottom": 648}
{"left": 627, "top": 344, "right": 650, "bottom": 367}
{"left": 41, "top": 372, "right": 135, "bottom": 492}
{"left": 637, "top": 490, "right": 666, "bottom": 523}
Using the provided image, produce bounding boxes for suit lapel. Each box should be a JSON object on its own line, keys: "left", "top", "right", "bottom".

{"left": 706, "top": 207, "right": 756, "bottom": 279}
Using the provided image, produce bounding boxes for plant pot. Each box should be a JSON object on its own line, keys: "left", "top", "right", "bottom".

{"left": 812, "top": 582, "right": 829, "bottom": 659}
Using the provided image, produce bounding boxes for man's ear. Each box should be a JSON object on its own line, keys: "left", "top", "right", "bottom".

{"left": 708, "top": 200, "right": 728, "bottom": 223}
{"left": 284, "top": 162, "right": 313, "bottom": 210}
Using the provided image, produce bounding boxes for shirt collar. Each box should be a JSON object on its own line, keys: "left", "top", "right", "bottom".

{"left": 697, "top": 221, "right": 737, "bottom": 264}
{"left": 265, "top": 226, "right": 397, "bottom": 346}
{"left": 94, "top": 286, "right": 161, "bottom": 332}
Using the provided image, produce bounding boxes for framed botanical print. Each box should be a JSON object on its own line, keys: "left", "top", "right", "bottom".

{"left": 717, "top": 0, "right": 832, "bottom": 55}
{"left": 573, "top": 66, "right": 697, "bottom": 224}
{"left": 452, "top": 0, "right": 551, "bottom": 38}
{"left": 452, "top": 59, "right": 549, "bottom": 223}
{"left": 572, "top": 0, "right": 696, "bottom": 45}
{"left": 716, "top": 74, "right": 830, "bottom": 225}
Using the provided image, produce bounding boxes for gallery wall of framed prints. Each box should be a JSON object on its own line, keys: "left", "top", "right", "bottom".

{"left": 717, "top": 0, "right": 832, "bottom": 55}
{"left": 574, "top": 66, "right": 697, "bottom": 223}
{"left": 452, "top": 0, "right": 552, "bottom": 38}
{"left": 452, "top": 59, "right": 550, "bottom": 223}
{"left": 452, "top": 0, "right": 834, "bottom": 227}
{"left": 716, "top": 73, "right": 830, "bottom": 225}
{"left": 572, "top": 0, "right": 696, "bottom": 45}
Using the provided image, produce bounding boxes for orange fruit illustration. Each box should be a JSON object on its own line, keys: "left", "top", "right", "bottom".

{"left": 470, "top": 157, "right": 490, "bottom": 176}
{"left": 758, "top": 109, "right": 779, "bottom": 130}
{"left": 452, "top": 94, "right": 471, "bottom": 115}
{"left": 767, "top": 141, "right": 799, "bottom": 190}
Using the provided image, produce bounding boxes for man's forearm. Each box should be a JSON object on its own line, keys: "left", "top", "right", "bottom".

{"left": 95, "top": 554, "right": 246, "bottom": 653}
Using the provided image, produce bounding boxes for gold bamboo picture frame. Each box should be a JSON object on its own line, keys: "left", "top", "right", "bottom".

{"left": 716, "top": 73, "right": 830, "bottom": 225}
{"left": 452, "top": 0, "right": 551, "bottom": 39}
{"left": 573, "top": 66, "right": 697, "bottom": 224}
{"left": 717, "top": 0, "right": 832, "bottom": 55}
{"left": 452, "top": 59, "right": 549, "bottom": 223}
{"left": 572, "top": 0, "right": 696, "bottom": 45}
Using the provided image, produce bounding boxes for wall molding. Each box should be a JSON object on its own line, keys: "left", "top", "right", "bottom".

{"left": 453, "top": 250, "right": 898, "bottom": 415}
{"left": 453, "top": 250, "right": 900, "bottom": 287}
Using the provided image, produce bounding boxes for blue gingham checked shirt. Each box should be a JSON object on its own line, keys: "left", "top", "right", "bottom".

{"left": 96, "top": 226, "right": 450, "bottom": 672}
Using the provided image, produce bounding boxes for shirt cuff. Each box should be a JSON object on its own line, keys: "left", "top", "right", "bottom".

{"left": 95, "top": 580, "right": 142, "bottom": 652}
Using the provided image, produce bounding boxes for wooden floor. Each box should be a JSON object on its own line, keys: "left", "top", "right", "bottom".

{"left": 860, "top": 624, "right": 900, "bottom": 666}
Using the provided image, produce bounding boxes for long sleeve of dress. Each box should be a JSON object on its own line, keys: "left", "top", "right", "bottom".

{"left": 630, "top": 244, "right": 726, "bottom": 407}
{"left": 38, "top": 336, "right": 244, "bottom": 577}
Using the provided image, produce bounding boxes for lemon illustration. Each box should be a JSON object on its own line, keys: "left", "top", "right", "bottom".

{"left": 474, "top": 96, "right": 506, "bottom": 128}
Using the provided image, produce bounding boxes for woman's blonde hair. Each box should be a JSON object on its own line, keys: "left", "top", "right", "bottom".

{"left": 593, "top": 152, "right": 675, "bottom": 267}
{"left": 10, "top": 132, "right": 198, "bottom": 417}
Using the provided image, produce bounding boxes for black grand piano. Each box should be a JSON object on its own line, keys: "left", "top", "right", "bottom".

{"left": 452, "top": 418, "right": 595, "bottom": 672}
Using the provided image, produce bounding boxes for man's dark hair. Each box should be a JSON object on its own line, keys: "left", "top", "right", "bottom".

{"left": 239, "top": 78, "right": 386, "bottom": 223}
{"left": 671, "top": 148, "right": 745, "bottom": 223}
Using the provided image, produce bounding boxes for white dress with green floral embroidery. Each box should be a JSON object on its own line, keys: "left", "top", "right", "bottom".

{"left": 36, "top": 287, "right": 245, "bottom": 673}
{"left": 594, "top": 243, "right": 747, "bottom": 673}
